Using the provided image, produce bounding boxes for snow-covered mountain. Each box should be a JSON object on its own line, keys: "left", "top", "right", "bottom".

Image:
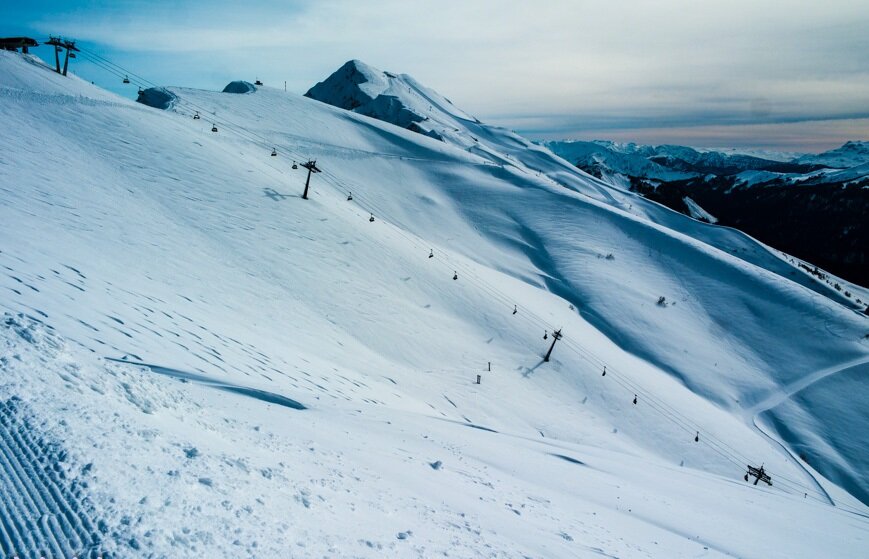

{"left": 546, "top": 140, "right": 827, "bottom": 180}
{"left": 547, "top": 139, "right": 869, "bottom": 286}
{"left": 304, "top": 59, "right": 609, "bottom": 197}
{"left": 794, "top": 140, "right": 869, "bottom": 169}
{"left": 534, "top": 141, "right": 696, "bottom": 185}
{"left": 2, "top": 50, "right": 868, "bottom": 558}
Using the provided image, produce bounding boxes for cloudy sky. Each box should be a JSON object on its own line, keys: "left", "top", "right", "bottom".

{"left": 5, "top": 0, "right": 868, "bottom": 151}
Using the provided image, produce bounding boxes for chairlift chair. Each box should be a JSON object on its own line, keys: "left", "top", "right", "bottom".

{"left": 271, "top": 148, "right": 277, "bottom": 156}
{"left": 211, "top": 124, "right": 218, "bottom": 133}
{"left": 193, "top": 111, "right": 200, "bottom": 120}
{"left": 369, "top": 214, "right": 375, "bottom": 223}
{"left": 453, "top": 271, "right": 458, "bottom": 280}
{"left": 347, "top": 192, "right": 353, "bottom": 201}
{"left": 292, "top": 161, "right": 298, "bottom": 169}
{"left": 122, "top": 75, "right": 130, "bottom": 84}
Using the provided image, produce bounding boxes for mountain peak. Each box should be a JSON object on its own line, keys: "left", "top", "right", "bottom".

{"left": 795, "top": 140, "right": 869, "bottom": 168}
{"left": 341, "top": 58, "right": 386, "bottom": 80}
{"left": 306, "top": 59, "right": 391, "bottom": 110}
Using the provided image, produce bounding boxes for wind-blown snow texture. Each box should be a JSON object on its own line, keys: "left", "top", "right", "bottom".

{"left": 2, "top": 51, "right": 868, "bottom": 558}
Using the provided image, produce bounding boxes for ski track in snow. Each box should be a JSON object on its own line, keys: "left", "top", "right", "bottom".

{"left": 0, "top": 398, "right": 109, "bottom": 559}
{"left": 746, "top": 355, "right": 869, "bottom": 418}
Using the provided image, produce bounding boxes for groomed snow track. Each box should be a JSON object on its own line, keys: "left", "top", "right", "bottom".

{"left": 0, "top": 397, "right": 108, "bottom": 559}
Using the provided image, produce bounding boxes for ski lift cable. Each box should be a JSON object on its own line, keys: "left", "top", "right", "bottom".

{"left": 245, "top": 160, "right": 867, "bottom": 515}
{"left": 74, "top": 50, "right": 314, "bottom": 194}
{"left": 77, "top": 46, "right": 162, "bottom": 90}
{"left": 82, "top": 40, "right": 353, "bottom": 167}
{"left": 320, "top": 179, "right": 845, "bottom": 506}
{"left": 316, "top": 180, "right": 768, "bottom": 467}
{"left": 310, "top": 176, "right": 799, "bottom": 475}
{"left": 77, "top": 48, "right": 492, "bottom": 185}
{"left": 320, "top": 185, "right": 855, "bottom": 512}
{"left": 75, "top": 51, "right": 150, "bottom": 88}
{"left": 284, "top": 152, "right": 847, "bottom": 508}
{"left": 77, "top": 53, "right": 150, "bottom": 92}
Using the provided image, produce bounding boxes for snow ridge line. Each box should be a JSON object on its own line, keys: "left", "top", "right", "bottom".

{"left": 0, "top": 86, "right": 145, "bottom": 113}
{"left": 0, "top": 397, "right": 109, "bottom": 559}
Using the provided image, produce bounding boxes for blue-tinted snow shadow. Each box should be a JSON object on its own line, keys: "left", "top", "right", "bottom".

{"left": 263, "top": 187, "right": 297, "bottom": 201}
{"left": 106, "top": 357, "right": 306, "bottom": 410}
{"left": 550, "top": 453, "right": 587, "bottom": 466}
{"left": 434, "top": 417, "right": 499, "bottom": 433}
{"left": 521, "top": 358, "right": 546, "bottom": 378}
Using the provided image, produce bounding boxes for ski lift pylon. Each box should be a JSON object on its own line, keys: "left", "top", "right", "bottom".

{"left": 745, "top": 464, "right": 772, "bottom": 486}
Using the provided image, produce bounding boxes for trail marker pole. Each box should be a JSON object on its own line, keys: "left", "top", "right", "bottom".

{"left": 543, "top": 329, "right": 562, "bottom": 362}
{"left": 300, "top": 160, "right": 321, "bottom": 200}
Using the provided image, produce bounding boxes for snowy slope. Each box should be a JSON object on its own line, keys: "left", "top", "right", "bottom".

{"left": 1, "top": 50, "right": 868, "bottom": 558}
{"left": 541, "top": 140, "right": 697, "bottom": 182}
{"left": 795, "top": 140, "right": 869, "bottom": 168}
{"left": 304, "top": 60, "right": 633, "bottom": 204}
{"left": 545, "top": 137, "right": 869, "bottom": 286}
{"left": 303, "top": 62, "right": 866, "bottom": 300}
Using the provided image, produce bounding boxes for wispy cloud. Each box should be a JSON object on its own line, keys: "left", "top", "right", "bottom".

{"left": 5, "top": 0, "right": 868, "bottom": 150}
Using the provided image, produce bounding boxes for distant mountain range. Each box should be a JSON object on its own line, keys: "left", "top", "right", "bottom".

{"left": 545, "top": 140, "right": 869, "bottom": 286}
